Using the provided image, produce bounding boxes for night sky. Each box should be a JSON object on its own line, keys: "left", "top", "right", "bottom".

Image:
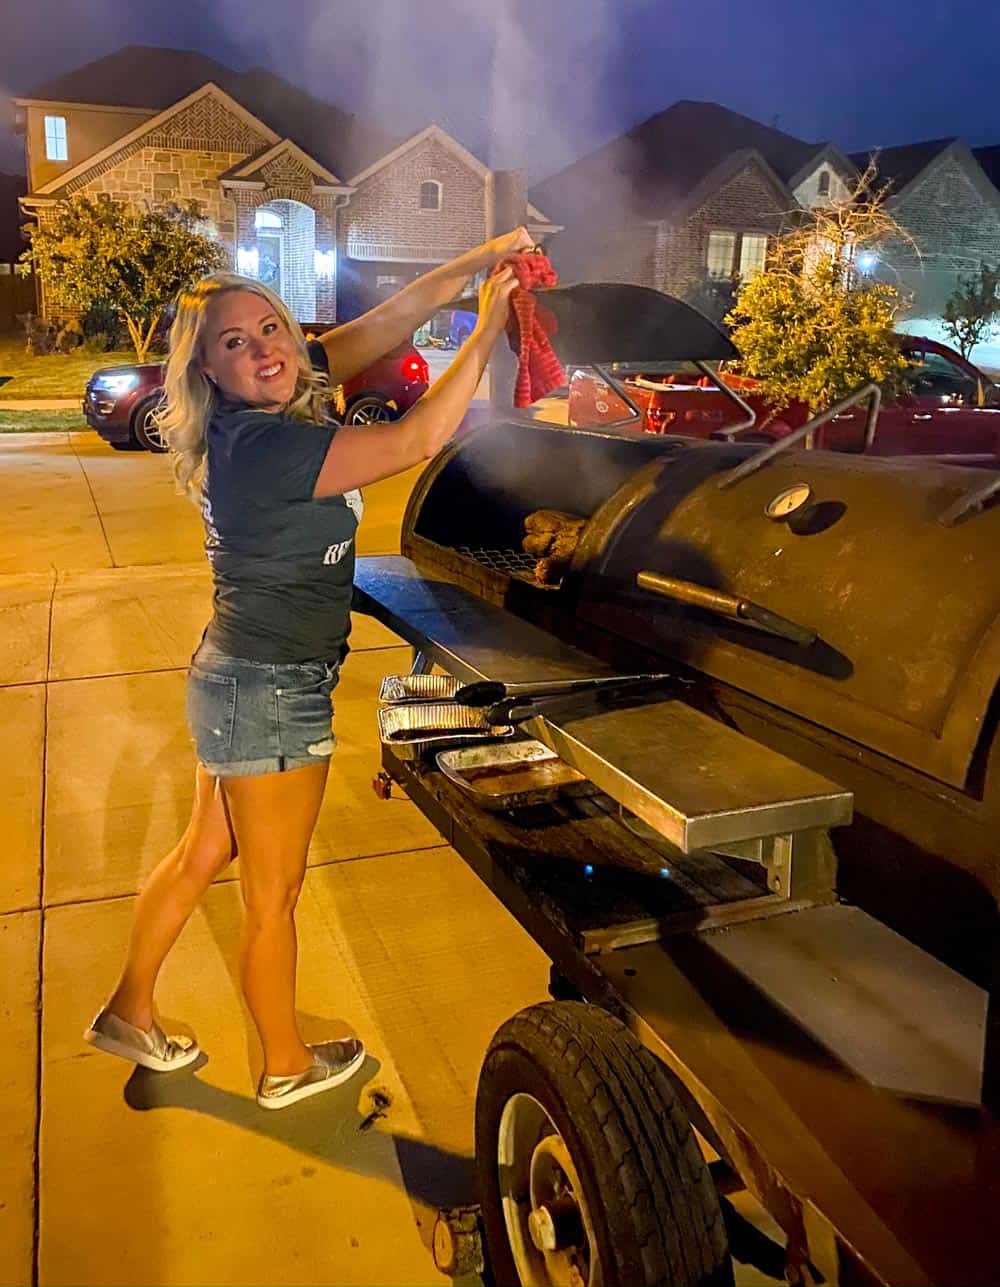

{"left": 2, "top": 0, "right": 999, "bottom": 183}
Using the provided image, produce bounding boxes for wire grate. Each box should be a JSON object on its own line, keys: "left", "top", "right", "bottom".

{"left": 456, "top": 546, "right": 540, "bottom": 578}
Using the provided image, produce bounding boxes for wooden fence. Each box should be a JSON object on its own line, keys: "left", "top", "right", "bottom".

{"left": 0, "top": 272, "right": 38, "bottom": 333}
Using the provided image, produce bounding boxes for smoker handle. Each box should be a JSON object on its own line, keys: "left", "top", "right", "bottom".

{"left": 636, "top": 571, "right": 817, "bottom": 647}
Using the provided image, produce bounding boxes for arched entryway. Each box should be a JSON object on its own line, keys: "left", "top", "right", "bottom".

{"left": 251, "top": 199, "right": 317, "bottom": 321}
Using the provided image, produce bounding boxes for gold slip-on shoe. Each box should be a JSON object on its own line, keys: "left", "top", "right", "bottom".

{"left": 84, "top": 1008, "right": 201, "bottom": 1072}
{"left": 256, "top": 1038, "right": 365, "bottom": 1110}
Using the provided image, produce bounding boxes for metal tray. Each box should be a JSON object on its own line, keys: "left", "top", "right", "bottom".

{"left": 436, "top": 739, "right": 590, "bottom": 811}
{"left": 377, "top": 701, "right": 514, "bottom": 748}
{"left": 379, "top": 674, "right": 461, "bottom": 703}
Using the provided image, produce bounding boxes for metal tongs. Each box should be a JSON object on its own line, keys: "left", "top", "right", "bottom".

{"left": 452, "top": 673, "right": 674, "bottom": 726}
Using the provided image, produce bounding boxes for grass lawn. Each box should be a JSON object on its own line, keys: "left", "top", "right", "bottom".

{"left": 0, "top": 409, "right": 89, "bottom": 433}
{"left": 0, "top": 334, "right": 142, "bottom": 400}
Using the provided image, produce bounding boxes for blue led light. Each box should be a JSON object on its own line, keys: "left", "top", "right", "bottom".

{"left": 583, "top": 864, "right": 595, "bottom": 877}
{"left": 659, "top": 867, "right": 671, "bottom": 878}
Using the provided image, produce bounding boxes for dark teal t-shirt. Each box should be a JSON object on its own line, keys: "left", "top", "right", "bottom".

{"left": 201, "top": 401, "right": 362, "bottom": 664}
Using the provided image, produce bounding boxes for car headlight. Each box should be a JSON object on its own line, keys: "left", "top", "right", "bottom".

{"left": 93, "top": 373, "right": 139, "bottom": 395}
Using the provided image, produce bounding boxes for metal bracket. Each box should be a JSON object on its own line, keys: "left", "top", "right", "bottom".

{"left": 711, "top": 830, "right": 837, "bottom": 904}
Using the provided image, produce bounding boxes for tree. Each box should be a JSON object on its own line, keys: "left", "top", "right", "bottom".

{"left": 725, "top": 161, "right": 911, "bottom": 413}
{"left": 23, "top": 194, "right": 226, "bottom": 361}
{"left": 942, "top": 264, "right": 1000, "bottom": 358}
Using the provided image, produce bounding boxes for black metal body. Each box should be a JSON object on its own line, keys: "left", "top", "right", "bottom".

{"left": 401, "top": 416, "right": 1000, "bottom": 985}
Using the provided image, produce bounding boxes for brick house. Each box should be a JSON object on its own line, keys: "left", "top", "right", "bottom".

{"left": 531, "top": 101, "right": 857, "bottom": 303}
{"left": 855, "top": 139, "right": 1000, "bottom": 316}
{"left": 14, "top": 45, "right": 556, "bottom": 324}
{"left": 532, "top": 100, "right": 1000, "bottom": 322}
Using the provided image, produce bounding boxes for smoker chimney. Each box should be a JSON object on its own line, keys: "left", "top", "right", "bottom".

{"left": 489, "top": 169, "right": 528, "bottom": 413}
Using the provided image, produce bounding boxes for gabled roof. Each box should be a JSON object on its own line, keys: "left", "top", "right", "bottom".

{"left": 786, "top": 142, "right": 858, "bottom": 192}
{"left": 848, "top": 137, "right": 957, "bottom": 194}
{"left": 31, "top": 83, "right": 279, "bottom": 197}
{"left": 21, "top": 45, "right": 399, "bottom": 179}
{"left": 853, "top": 138, "right": 1000, "bottom": 211}
{"left": 348, "top": 124, "right": 489, "bottom": 186}
{"left": 221, "top": 139, "right": 349, "bottom": 190}
{"left": 531, "top": 100, "right": 832, "bottom": 223}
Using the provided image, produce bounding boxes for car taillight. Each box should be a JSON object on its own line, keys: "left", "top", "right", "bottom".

{"left": 404, "top": 355, "right": 429, "bottom": 383}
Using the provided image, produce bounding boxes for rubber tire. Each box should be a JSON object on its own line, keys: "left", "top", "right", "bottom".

{"left": 345, "top": 395, "right": 395, "bottom": 426}
{"left": 476, "top": 1002, "right": 732, "bottom": 1287}
{"left": 110, "top": 439, "right": 142, "bottom": 451}
{"left": 132, "top": 398, "right": 168, "bottom": 453}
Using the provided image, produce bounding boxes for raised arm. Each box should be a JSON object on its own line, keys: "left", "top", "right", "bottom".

{"left": 312, "top": 268, "right": 517, "bottom": 498}
{"left": 315, "top": 227, "right": 532, "bottom": 385}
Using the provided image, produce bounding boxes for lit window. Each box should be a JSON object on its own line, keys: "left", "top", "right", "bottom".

{"left": 739, "top": 234, "right": 769, "bottom": 280}
{"left": 419, "top": 181, "right": 441, "bottom": 211}
{"left": 255, "top": 208, "right": 283, "bottom": 230}
{"left": 817, "top": 170, "right": 831, "bottom": 198}
{"left": 706, "top": 231, "right": 736, "bottom": 279}
{"left": 44, "top": 116, "right": 68, "bottom": 162}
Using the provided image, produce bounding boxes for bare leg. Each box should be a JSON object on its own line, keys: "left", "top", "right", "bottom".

{"left": 106, "top": 764, "right": 236, "bottom": 1030}
{"left": 221, "top": 761, "right": 329, "bottom": 1076}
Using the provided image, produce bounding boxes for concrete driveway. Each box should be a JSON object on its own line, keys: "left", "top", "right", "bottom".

{"left": 0, "top": 428, "right": 551, "bottom": 1287}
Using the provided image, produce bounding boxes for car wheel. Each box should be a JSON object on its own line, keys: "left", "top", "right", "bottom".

{"left": 110, "top": 440, "right": 143, "bottom": 451}
{"left": 345, "top": 396, "right": 394, "bottom": 426}
{"left": 132, "top": 398, "right": 168, "bottom": 453}
{"left": 476, "top": 1002, "right": 732, "bottom": 1287}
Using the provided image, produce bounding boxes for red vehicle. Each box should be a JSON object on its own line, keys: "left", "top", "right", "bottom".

{"left": 84, "top": 337, "right": 430, "bottom": 453}
{"left": 568, "top": 335, "right": 1000, "bottom": 465}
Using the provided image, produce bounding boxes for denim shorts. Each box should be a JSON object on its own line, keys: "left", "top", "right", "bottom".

{"left": 187, "top": 641, "right": 341, "bottom": 777}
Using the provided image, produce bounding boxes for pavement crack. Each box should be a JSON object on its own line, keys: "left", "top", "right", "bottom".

{"left": 69, "top": 437, "right": 116, "bottom": 568}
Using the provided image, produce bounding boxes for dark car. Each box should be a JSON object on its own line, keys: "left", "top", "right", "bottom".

{"left": 83, "top": 337, "right": 430, "bottom": 452}
{"left": 568, "top": 334, "right": 1000, "bottom": 466}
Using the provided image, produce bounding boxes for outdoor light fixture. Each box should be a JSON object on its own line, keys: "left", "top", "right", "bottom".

{"left": 857, "top": 251, "right": 877, "bottom": 275}
{"left": 314, "top": 249, "right": 337, "bottom": 277}
{"left": 94, "top": 373, "right": 138, "bottom": 395}
{"left": 237, "top": 246, "right": 259, "bottom": 277}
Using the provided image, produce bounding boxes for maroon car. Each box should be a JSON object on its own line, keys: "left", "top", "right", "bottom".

{"left": 84, "top": 336, "right": 430, "bottom": 452}
{"left": 568, "top": 335, "right": 1000, "bottom": 466}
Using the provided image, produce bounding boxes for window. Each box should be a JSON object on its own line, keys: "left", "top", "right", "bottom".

{"left": 706, "top": 230, "right": 736, "bottom": 279}
{"left": 419, "top": 180, "right": 442, "bottom": 211}
{"left": 44, "top": 116, "right": 67, "bottom": 162}
{"left": 904, "top": 348, "right": 977, "bottom": 401}
{"left": 817, "top": 170, "right": 831, "bottom": 198}
{"left": 255, "top": 208, "right": 283, "bottom": 230}
{"left": 738, "top": 233, "right": 769, "bottom": 280}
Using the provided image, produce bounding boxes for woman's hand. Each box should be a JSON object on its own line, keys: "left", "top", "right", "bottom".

{"left": 482, "top": 225, "right": 534, "bottom": 266}
{"left": 474, "top": 266, "right": 518, "bottom": 340}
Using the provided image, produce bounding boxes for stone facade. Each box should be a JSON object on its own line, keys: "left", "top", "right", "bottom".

{"left": 79, "top": 145, "right": 247, "bottom": 244}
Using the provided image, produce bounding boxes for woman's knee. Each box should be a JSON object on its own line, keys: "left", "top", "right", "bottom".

{"left": 240, "top": 867, "right": 305, "bottom": 922}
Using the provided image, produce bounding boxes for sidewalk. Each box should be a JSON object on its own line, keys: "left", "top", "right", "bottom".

{"left": 0, "top": 431, "right": 550, "bottom": 1286}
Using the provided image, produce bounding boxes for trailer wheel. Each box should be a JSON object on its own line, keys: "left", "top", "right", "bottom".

{"left": 476, "top": 1002, "right": 732, "bottom": 1287}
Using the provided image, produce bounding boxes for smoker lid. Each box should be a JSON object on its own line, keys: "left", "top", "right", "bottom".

{"left": 458, "top": 282, "right": 737, "bottom": 365}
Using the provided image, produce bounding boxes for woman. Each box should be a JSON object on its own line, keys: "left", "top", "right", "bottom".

{"left": 84, "top": 226, "right": 530, "bottom": 1109}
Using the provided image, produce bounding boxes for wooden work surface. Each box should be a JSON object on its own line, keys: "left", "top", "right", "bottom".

{"left": 386, "top": 747, "right": 999, "bottom": 1286}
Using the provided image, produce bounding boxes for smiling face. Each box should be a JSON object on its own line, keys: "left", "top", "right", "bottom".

{"left": 199, "top": 288, "right": 299, "bottom": 410}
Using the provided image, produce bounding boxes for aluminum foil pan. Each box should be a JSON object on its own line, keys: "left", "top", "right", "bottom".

{"left": 379, "top": 674, "right": 461, "bottom": 703}
{"left": 436, "top": 740, "right": 590, "bottom": 811}
{"left": 377, "top": 701, "right": 514, "bottom": 747}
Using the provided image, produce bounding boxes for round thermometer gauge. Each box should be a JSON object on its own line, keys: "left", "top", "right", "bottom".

{"left": 765, "top": 483, "right": 813, "bottom": 521}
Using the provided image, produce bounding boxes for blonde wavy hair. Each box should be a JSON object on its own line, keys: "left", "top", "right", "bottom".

{"left": 157, "top": 272, "right": 333, "bottom": 503}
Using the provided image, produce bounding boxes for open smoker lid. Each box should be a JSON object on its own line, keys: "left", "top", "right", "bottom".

{"left": 458, "top": 282, "right": 738, "bottom": 365}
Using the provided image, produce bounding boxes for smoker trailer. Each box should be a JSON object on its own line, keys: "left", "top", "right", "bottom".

{"left": 354, "top": 285, "right": 1000, "bottom": 1287}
